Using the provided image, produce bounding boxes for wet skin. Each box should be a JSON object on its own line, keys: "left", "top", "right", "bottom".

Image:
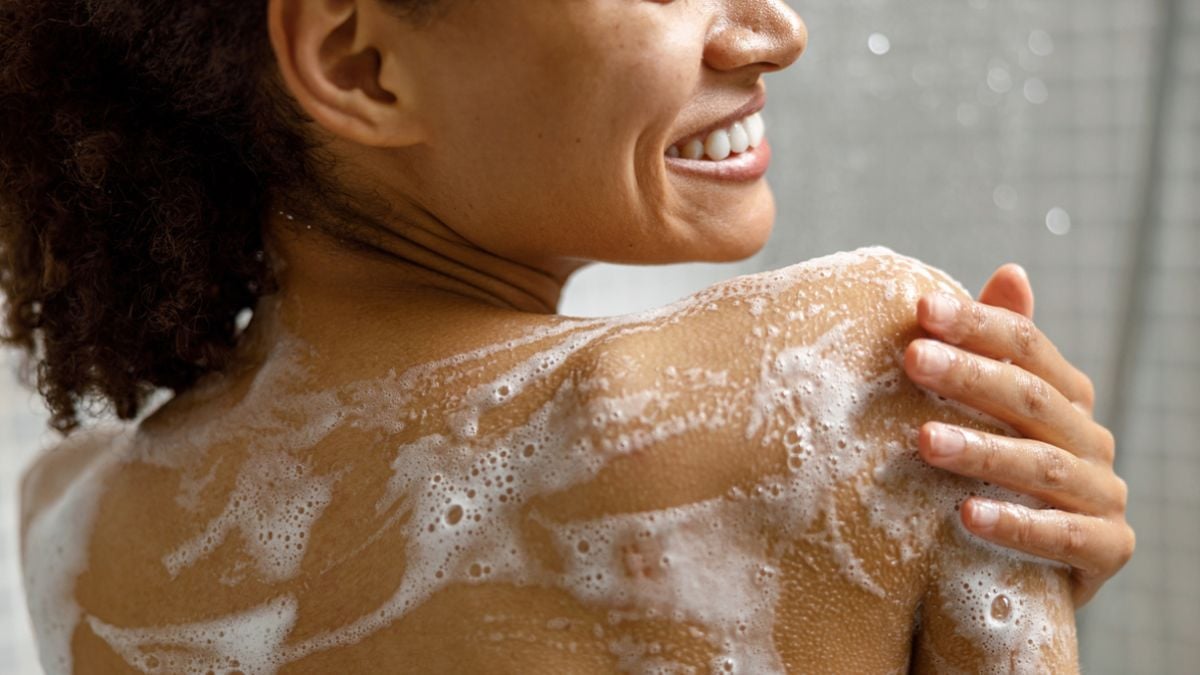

{"left": 23, "top": 251, "right": 1077, "bottom": 673}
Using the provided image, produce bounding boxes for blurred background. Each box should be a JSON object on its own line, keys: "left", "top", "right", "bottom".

{"left": 2, "top": 0, "right": 1197, "bottom": 672}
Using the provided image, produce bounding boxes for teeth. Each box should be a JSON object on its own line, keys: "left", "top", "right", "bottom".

{"left": 745, "top": 112, "right": 765, "bottom": 148}
{"left": 705, "top": 129, "right": 731, "bottom": 161}
{"left": 667, "top": 110, "right": 766, "bottom": 162}
{"left": 729, "top": 121, "right": 750, "bottom": 154}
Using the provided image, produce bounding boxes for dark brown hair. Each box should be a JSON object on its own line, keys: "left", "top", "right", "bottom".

{"left": 0, "top": 0, "right": 432, "bottom": 432}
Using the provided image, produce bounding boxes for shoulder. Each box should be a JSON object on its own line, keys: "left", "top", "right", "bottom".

{"left": 595, "top": 245, "right": 968, "bottom": 357}
{"left": 19, "top": 424, "right": 127, "bottom": 542}
{"left": 547, "top": 248, "right": 1010, "bottom": 668}
{"left": 560, "top": 246, "right": 977, "bottom": 538}
{"left": 20, "top": 424, "right": 132, "bottom": 675}
{"left": 582, "top": 246, "right": 971, "bottom": 415}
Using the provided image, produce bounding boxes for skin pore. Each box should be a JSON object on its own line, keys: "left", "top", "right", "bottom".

{"left": 17, "top": 0, "right": 1124, "bottom": 672}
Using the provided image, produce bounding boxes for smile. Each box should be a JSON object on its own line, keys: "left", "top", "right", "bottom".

{"left": 666, "top": 111, "right": 767, "bottom": 162}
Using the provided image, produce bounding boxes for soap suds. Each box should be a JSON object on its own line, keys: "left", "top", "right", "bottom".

{"left": 88, "top": 595, "right": 299, "bottom": 675}
{"left": 163, "top": 451, "right": 335, "bottom": 584}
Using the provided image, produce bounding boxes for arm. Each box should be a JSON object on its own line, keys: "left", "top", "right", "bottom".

{"left": 912, "top": 525, "right": 1079, "bottom": 672}
{"left": 841, "top": 255, "right": 1082, "bottom": 671}
{"left": 663, "top": 247, "right": 1085, "bottom": 670}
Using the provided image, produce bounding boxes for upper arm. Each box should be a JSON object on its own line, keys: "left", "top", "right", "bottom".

{"left": 827, "top": 251, "right": 1080, "bottom": 671}
{"left": 719, "top": 248, "right": 1079, "bottom": 669}
{"left": 912, "top": 528, "right": 1079, "bottom": 672}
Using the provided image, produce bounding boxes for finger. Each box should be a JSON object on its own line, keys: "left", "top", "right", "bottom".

{"left": 960, "top": 499, "right": 1135, "bottom": 580}
{"left": 915, "top": 296, "right": 1095, "bottom": 414}
{"left": 978, "top": 264, "right": 1034, "bottom": 319}
{"left": 904, "top": 340, "right": 1111, "bottom": 462}
{"left": 918, "top": 423, "right": 1123, "bottom": 514}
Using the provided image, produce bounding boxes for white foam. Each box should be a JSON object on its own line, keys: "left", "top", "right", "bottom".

{"left": 88, "top": 595, "right": 298, "bottom": 675}
{"left": 934, "top": 539, "right": 1073, "bottom": 673}
{"left": 22, "top": 430, "right": 126, "bottom": 675}
{"left": 536, "top": 498, "right": 785, "bottom": 673}
{"left": 163, "top": 451, "right": 335, "bottom": 583}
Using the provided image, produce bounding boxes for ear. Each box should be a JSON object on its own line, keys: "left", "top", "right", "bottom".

{"left": 268, "top": 0, "right": 426, "bottom": 148}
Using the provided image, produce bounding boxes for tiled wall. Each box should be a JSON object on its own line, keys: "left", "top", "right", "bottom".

{"left": 1, "top": 0, "right": 1195, "bottom": 672}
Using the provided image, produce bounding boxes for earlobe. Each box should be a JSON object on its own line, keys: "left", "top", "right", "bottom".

{"left": 267, "top": 0, "right": 426, "bottom": 148}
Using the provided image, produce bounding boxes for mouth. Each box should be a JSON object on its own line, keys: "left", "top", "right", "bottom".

{"left": 663, "top": 92, "right": 770, "bottom": 181}
{"left": 665, "top": 92, "right": 767, "bottom": 162}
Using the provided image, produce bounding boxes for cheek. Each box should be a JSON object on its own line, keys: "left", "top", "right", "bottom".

{"left": 412, "top": 6, "right": 711, "bottom": 263}
{"left": 422, "top": 56, "right": 693, "bottom": 260}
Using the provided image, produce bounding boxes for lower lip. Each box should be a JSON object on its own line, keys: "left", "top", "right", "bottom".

{"left": 663, "top": 138, "right": 772, "bottom": 182}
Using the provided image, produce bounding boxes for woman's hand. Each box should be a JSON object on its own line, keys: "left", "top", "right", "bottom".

{"left": 903, "top": 264, "right": 1135, "bottom": 607}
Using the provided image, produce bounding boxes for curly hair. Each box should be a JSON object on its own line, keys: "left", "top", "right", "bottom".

{"left": 0, "top": 0, "right": 434, "bottom": 432}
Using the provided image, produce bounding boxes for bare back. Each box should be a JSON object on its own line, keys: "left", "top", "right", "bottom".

{"left": 21, "top": 248, "right": 1077, "bottom": 674}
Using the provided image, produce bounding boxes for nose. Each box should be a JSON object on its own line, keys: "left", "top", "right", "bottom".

{"left": 703, "top": 0, "right": 807, "bottom": 74}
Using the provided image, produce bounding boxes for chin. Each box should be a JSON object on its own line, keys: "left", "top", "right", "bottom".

{"left": 693, "top": 189, "right": 777, "bottom": 262}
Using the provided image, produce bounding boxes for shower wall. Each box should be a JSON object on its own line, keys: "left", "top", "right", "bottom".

{"left": 0, "top": 0, "right": 1195, "bottom": 672}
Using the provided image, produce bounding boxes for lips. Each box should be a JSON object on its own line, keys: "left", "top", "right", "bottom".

{"left": 665, "top": 138, "right": 772, "bottom": 182}
{"left": 663, "top": 91, "right": 771, "bottom": 181}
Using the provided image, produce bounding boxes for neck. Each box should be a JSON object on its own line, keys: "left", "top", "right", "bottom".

{"left": 265, "top": 206, "right": 587, "bottom": 318}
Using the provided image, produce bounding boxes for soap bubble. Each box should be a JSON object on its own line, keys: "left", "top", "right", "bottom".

{"left": 991, "top": 594, "right": 1013, "bottom": 621}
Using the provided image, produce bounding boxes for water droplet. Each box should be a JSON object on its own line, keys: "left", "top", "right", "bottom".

{"left": 991, "top": 594, "right": 1012, "bottom": 621}
{"left": 993, "top": 184, "right": 1018, "bottom": 210}
{"left": 1046, "top": 207, "right": 1072, "bottom": 235}
{"left": 987, "top": 66, "right": 1012, "bottom": 94}
{"left": 1028, "top": 29, "right": 1054, "bottom": 57}
{"left": 1023, "top": 77, "right": 1048, "bottom": 104}
{"left": 868, "top": 33, "right": 891, "bottom": 56}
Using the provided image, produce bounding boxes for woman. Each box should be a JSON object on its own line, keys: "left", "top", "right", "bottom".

{"left": 2, "top": 0, "right": 1133, "bottom": 672}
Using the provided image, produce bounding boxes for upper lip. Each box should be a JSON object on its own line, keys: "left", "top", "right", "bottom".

{"left": 668, "top": 89, "right": 766, "bottom": 148}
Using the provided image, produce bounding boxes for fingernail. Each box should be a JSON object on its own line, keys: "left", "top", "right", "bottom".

{"left": 928, "top": 425, "right": 965, "bottom": 458}
{"left": 927, "top": 294, "right": 959, "bottom": 327}
{"left": 972, "top": 501, "right": 1000, "bottom": 530}
{"left": 917, "top": 342, "right": 952, "bottom": 376}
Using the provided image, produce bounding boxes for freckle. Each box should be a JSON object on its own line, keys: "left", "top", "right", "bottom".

{"left": 575, "top": 137, "right": 582, "bottom": 144}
